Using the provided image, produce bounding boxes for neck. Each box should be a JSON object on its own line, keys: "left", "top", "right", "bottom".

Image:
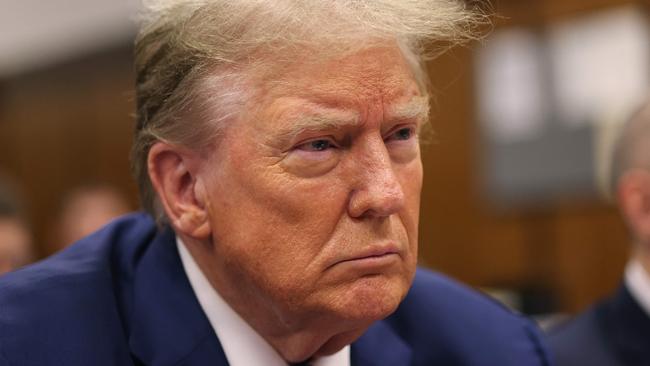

{"left": 265, "top": 327, "right": 364, "bottom": 363}
{"left": 181, "top": 236, "right": 370, "bottom": 363}
{"left": 630, "top": 238, "right": 650, "bottom": 278}
{"left": 638, "top": 250, "right": 650, "bottom": 278}
{"left": 209, "top": 275, "right": 369, "bottom": 362}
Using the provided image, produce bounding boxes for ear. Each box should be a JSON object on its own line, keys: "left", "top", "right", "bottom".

{"left": 618, "top": 169, "right": 650, "bottom": 244}
{"left": 147, "top": 142, "right": 211, "bottom": 239}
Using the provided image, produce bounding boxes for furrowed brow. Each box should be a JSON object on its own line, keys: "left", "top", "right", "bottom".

{"left": 388, "top": 96, "right": 430, "bottom": 123}
{"left": 277, "top": 109, "right": 360, "bottom": 141}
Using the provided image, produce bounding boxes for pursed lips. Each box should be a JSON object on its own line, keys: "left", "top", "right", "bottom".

{"left": 326, "top": 243, "right": 402, "bottom": 269}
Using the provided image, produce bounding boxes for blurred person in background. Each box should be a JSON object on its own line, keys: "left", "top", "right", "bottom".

{"left": 52, "top": 184, "right": 130, "bottom": 250}
{"left": 0, "top": 174, "right": 33, "bottom": 275}
{"left": 0, "top": 1, "right": 552, "bottom": 365}
{"left": 547, "top": 100, "right": 650, "bottom": 366}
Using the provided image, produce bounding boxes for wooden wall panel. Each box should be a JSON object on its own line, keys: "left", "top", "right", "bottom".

{"left": 416, "top": 0, "right": 643, "bottom": 313}
{"left": 0, "top": 48, "right": 137, "bottom": 256}
{"left": 0, "top": 0, "right": 644, "bottom": 313}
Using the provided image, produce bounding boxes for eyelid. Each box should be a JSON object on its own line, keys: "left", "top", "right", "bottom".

{"left": 293, "top": 135, "right": 340, "bottom": 151}
{"left": 383, "top": 123, "right": 418, "bottom": 140}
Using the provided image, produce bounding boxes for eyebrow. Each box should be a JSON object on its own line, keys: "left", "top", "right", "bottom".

{"left": 274, "top": 106, "right": 361, "bottom": 142}
{"left": 275, "top": 95, "right": 430, "bottom": 142}
{"left": 387, "top": 95, "right": 430, "bottom": 122}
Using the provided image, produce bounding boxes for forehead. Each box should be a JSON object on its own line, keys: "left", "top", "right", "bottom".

{"left": 257, "top": 45, "right": 422, "bottom": 110}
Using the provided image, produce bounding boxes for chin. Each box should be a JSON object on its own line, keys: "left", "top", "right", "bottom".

{"left": 315, "top": 328, "right": 367, "bottom": 358}
{"left": 336, "top": 273, "right": 411, "bottom": 322}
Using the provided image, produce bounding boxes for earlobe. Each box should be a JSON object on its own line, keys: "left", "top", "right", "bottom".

{"left": 147, "top": 142, "right": 212, "bottom": 240}
{"left": 179, "top": 179, "right": 212, "bottom": 239}
{"left": 177, "top": 209, "right": 211, "bottom": 239}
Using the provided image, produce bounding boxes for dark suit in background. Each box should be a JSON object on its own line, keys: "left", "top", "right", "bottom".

{"left": 0, "top": 214, "right": 551, "bottom": 366}
{"left": 546, "top": 285, "right": 650, "bottom": 366}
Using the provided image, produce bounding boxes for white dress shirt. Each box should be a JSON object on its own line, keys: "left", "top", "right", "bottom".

{"left": 177, "top": 237, "right": 351, "bottom": 366}
{"left": 625, "top": 259, "right": 650, "bottom": 318}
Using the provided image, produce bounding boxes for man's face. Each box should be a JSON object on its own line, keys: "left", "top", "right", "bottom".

{"left": 197, "top": 45, "right": 425, "bottom": 329}
{"left": 0, "top": 217, "right": 31, "bottom": 275}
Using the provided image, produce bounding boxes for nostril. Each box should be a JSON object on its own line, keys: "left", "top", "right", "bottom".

{"left": 380, "top": 185, "right": 405, "bottom": 213}
{"left": 347, "top": 179, "right": 405, "bottom": 219}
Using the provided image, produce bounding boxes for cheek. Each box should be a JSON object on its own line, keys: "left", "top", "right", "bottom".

{"left": 400, "top": 157, "right": 423, "bottom": 214}
{"left": 398, "top": 159, "right": 423, "bottom": 252}
{"left": 205, "top": 171, "right": 352, "bottom": 307}
{"left": 261, "top": 181, "right": 350, "bottom": 277}
{"left": 206, "top": 153, "right": 349, "bottom": 265}
{"left": 281, "top": 150, "right": 340, "bottom": 178}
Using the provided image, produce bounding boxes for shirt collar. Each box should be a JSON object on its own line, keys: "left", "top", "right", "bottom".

{"left": 624, "top": 259, "right": 650, "bottom": 318}
{"left": 176, "top": 237, "right": 350, "bottom": 366}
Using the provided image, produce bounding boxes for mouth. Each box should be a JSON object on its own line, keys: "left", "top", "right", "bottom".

{"left": 328, "top": 245, "right": 401, "bottom": 270}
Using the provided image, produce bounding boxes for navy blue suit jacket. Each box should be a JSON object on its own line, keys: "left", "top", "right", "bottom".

{"left": 0, "top": 213, "right": 551, "bottom": 365}
{"left": 546, "top": 285, "right": 650, "bottom": 366}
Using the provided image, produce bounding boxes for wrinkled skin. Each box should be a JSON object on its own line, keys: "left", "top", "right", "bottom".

{"left": 153, "top": 44, "right": 427, "bottom": 362}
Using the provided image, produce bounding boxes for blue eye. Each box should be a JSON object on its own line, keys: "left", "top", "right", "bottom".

{"left": 297, "top": 139, "right": 334, "bottom": 152}
{"left": 390, "top": 128, "right": 413, "bottom": 141}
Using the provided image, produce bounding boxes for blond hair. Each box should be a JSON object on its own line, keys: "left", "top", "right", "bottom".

{"left": 132, "top": 0, "right": 484, "bottom": 218}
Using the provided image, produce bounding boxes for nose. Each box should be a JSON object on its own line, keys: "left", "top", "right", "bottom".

{"left": 347, "top": 141, "right": 406, "bottom": 219}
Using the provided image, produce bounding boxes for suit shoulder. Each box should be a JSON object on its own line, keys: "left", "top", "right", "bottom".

{"left": 0, "top": 213, "right": 157, "bottom": 365}
{"left": 0, "top": 212, "right": 155, "bottom": 295}
{"left": 403, "top": 268, "right": 526, "bottom": 320}
{"left": 387, "top": 268, "right": 552, "bottom": 365}
{"left": 546, "top": 304, "right": 618, "bottom": 366}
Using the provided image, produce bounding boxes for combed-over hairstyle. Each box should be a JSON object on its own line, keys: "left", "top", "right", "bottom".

{"left": 132, "top": 0, "right": 484, "bottom": 219}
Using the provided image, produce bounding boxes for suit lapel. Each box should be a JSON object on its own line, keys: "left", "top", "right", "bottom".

{"left": 128, "top": 226, "right": 229, "bottom": 366}
{"left": 126, "top": 225, "right": 414, "bottom": 366}
{"left": 600, "top": 285, "right": 650, "bottom": 366}
{"left": 351, "top": 320, "right": 412, "bottom": 366}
